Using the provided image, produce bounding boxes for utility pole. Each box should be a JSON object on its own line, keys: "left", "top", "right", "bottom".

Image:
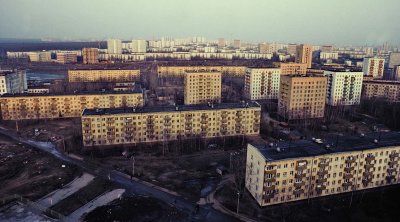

{"left": 236, "top": 191, "right": 240, "bottom": 214}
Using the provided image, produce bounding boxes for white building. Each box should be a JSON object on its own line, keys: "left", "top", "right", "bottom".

{"left": 0, "top": 70, "right": 27, "bottom": 95}
{"left": 107, "top": 39, "right": 122, "bottom": 54}
{"left": 132, "top": 40, "right": 147, "bottom": 53}
{"left": 244, "top": 68, "right": 281, "bottom": 100}
{"left": 362, "top": 58, "right": 385, "bottom": 78}
{"left": 324, "top": 70, "right": 363, "bottom": 106}
{"left": 320, "top": 52, "right": 338, "bottom": 60}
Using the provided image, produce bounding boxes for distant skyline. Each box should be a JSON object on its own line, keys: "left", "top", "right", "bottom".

{"left": 1, "top": 0, "right": 400, "bottom": 46}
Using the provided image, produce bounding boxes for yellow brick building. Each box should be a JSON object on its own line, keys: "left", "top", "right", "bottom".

{"left": 280, "top": 63, "right": 308, "bottom": 75}
{"left": 81, "top": 102, "right": 261, "bottom": 146}
{"left": 184, "top": 71, "right": 222, "bottom": 105}
{"left": 157, "top": 66, "right": 246, "bottom": 78}
{"left": 362, "top": 80, "right": 400, "bottom": 102}
{"left": 68, "top": 69, "right": 140, "bottom": 82}
{"left": 0, "top": 91, "right": 143, "bottom": 120}
{"left": 278, "top": 74, "right": 327, "bottom": 120}
{"left": 246, "top": 132, "right": 400, "bottom": 206}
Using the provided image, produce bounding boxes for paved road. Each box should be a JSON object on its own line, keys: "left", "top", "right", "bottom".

{"left": 0, "top": 128, "right": 239, "bottom": 222}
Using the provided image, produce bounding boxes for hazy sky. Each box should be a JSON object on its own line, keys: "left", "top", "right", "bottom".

{"left": 1, "top": 0, "right": 399, "bottom": 45}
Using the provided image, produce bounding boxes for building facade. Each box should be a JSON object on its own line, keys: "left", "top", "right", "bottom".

{"left": 362, "top": 80, "right": 400, "bottom": 102}
{"left": 132, "top": 40, "right": 147, "bottom": 53}
{"left": 0, "top": 91, "right": 143, "bottom": 120}
{"left": 324, "top": 70, "right": 363, "bottom": 106}
{"left": 82, "top": 48, "right": 99, "bottom": 64}
{"left": 81, "top": 102, "right": 261, "bottom": 146}
{"left": 244, "top": 68, "right": 281, "bottom": 100}
{"left": 278, "top": 75, "right": 327, "bottom": 120}
{"left": 0, "top": 70, "right": 27, "bottom": 95}
{"left": 280, "top": 63, "right": 308, "bottom": 75}
{"left": 56, "top": 52, "right": 77, "bottom": 64}
{"left": 68, "top": 69, "right": 140, "bottom": 82}
{"left": 362, "top": 58, "right": 385, "bottom": 78}
{"left": 296, "top": 44, "right": 313, "bottom": 68}
{"left": 388, "top": 52, "right": 400, "bottom": 69}
{"left": 157, "top": 66, "right": 247, "bottom": 77}
{"left": 246, "top": 132, "right": 400, "bottom": 206}
{"left": 107, "top": 39, "right": 122, "bottom": 54}
{"left": 184, "top": 71, "right": 221, "bottom": 105}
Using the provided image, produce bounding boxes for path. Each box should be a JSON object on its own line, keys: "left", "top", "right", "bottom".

{"left": 66, "top": 189, "right": 125, "bottom": 221}
{"left": 36, "top": 173, "right": 95, "bottom": 207}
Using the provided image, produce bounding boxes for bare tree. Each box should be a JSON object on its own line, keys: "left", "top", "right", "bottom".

{"left": 231, "top": 151, "right": 246, "bottom": 214}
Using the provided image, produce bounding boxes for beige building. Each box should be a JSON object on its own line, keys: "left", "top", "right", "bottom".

{"left": 56, "top": 52, "right": 77, "bottom": 64}
{"left": 324, "top": 70, "right": 363, "bottom": 106}
{"left": 244, "top": 68, "right": 281, "bottom": 100}
{"left": 68, "top": 69, "right": 140, "bottom": 82}
{"left": 246, "top": 132, "right": 400, "bottom": 206}
{"left": 362, "top": 80, "right": 400, "bottom": 102}
{"left": 278, "top": 74, "right": 327, "bottom": 120}
{"left": 0, "top": 90, "right": 143, "bottom": 120}
{"left": 157, "top": 66, "right": 247, "bottom": 78}
{"left": 362, "top": 58, "right": 385, "bottom": 78}
{"left": 280, "top": 63, "right": 308, "bottom": 75}
{"left": 184, "top": 71, "right": 221, "bottom": 105}
{"left": 296, "top": 44, "right": 313, "bottom": 68}
{"left": 81, "top": 102, "right": 261, "bottom": 146}
{"left": 82, "top": 48, "right": 99, "bottom": 64}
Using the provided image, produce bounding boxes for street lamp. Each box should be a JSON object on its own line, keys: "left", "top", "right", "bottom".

{"left": 131, "top": 156, "right": 135, "bottom": 179}
{"left": 236, "top": 191, "right": 240, "bottom": 214}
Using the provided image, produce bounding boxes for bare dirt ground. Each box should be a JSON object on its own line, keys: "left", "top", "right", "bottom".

{"left": 0, "top": 134, "right": 81, "bottom": 201}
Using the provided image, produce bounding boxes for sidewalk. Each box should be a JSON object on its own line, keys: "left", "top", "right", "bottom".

{"left": 36, "top": 173, "right": 95, "bottom": 208}
{"left": 66, "top": 189, "right": 125, "bottom": 222}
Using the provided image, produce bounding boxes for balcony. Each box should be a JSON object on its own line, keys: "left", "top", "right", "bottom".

{"left": 318, "top": 161, "right": 329, "bottom": 168}
{"left": 82, "top": 126, "right": 90, "bottom": 131}
{"left": 365, "top": 155, "right": 375, "bottom": 162}
{"left": 295, "top": 173, "right": 306, "bottom": 180}
{"left": 344, "top": 166, "right": 355, "bottom": 172}
{"left": 362, "top": 178, "right": 372, "bottom": 185}
{"left": 106, "top": 119, "right": 114, "bottom": 124}
{"left": 264, "top": 185, "right": 275, "bottom": 191}
{"left": 265, "top": 169, "right": 276, "bottom": 174}
{"left": 345, "top": 158, "right": 356, "bottom": 164}
{"left": 342, "top": 182, "right": 352, "bottom": 187}
{"left": 315, "top": 185, "right": 326, "bottom": 192}
{"left": 201, "top": 119, "right": 208, "bottom": 124}
{"left": 363, "top": 171, "right": 373, "bottom": 178}
{"left": 316, "top": 178, "right": 327, "bottom": 184}
{"left": 389, "top": 161, "right": 398, "bottom": 168}
{"left": 147, "top": 120, "right": 154, "bottom": 125}
{"left": 343, "top": 173, "right": 353, "bottom": 180}
{"left": 296, "top": 164, "right": 307, "bottom": 171}
{"left": 294, "top": 181, "right": 305, "bottom": 188}
{"left": 389, "top": 153, "right": 398, "bottom": 159}
{"left": 107, "top": 135, "right": 115, "bottom": 140}
{"left": 387, "top": 168, "right": 397, "bottom": 174}
{"left": 386, "top": 175, "right": 395, "bottom": 182}
{"left": 265, "top": 177, "right": 276, "bottom": 183}
{"left": 164, "top": 121, "right": 172, "bottom": 126}
{"left": 293, "top": 189, "right": 304, "bottom": 196}
{"left": 264, "top": 190, "right": 276, "bottom": 199}
{"left": 364, "top": 163, "right": 374, "bottom": 170}
{"left": 317, "top": 170, "right": 328, "bottom": 177}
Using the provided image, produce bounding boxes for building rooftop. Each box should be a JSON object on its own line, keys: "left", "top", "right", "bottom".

{"left": 68, "top": 69, "right": 139, "bottom": 71}
{"left": 363, "top": 80, "right": 400, "bottom": 85}
{"left": 251, "top": 131, "right": 400, "bottom": 161}
{"left": 0, "top": 88, "right": 143, "bottom": 98}
{"left": 82, "top": 101, "right": 260, "bottom": 116}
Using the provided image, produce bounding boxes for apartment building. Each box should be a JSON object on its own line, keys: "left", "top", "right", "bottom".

{"left": 278, "top": 74, "right": 327, "bottom": 120}
{"left": 362, "top": 58, "right": 385, "bottom": 78}
{"left": 107, "top": 39, "right": 122, "bottom": 54}
{"left": 184, "top": 71, "right": 221, "bottom": 105}
{"left": 0, "top": 90, "right": 143, "bottom": 120}
{"left": 320, "top": 52, "right": 338, "bottom": 60}
{"left": 296, "top": 44, "right": 313, "bottom": 68}
{"left": 82, "top": 48, "right": 99, "bottom": 64}
{"left": 157, "top": 66, "right": 247, "bottom": 78}
{"left": 81, "top": 101, "right": 261, "bottom": 146}
{"left": 68, "top": 69, "right": 140, "bottom": 82}
{"left": 244, "top": 68, "right": 281, "bottom": 100}
{"left": 324, "top": 70, "right": 363, "bottom": 106}
{"left": 246, "top": 132, "right": 400, "bottom": 206}
{"left": 362, "top": 80, "right": 400, "bottom": 102}
{"left": 0, "top": 69, "right": 27, "bottom": 95}
{"left": 280, "top": 63, "right": 308, "bottom": 75}
{"left": 56, "top": 52, "right": 77, "bottom": 64}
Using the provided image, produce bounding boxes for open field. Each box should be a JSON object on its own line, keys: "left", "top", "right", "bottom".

{"left": 0, "top": 134, "right": 81, "bottom": 201}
